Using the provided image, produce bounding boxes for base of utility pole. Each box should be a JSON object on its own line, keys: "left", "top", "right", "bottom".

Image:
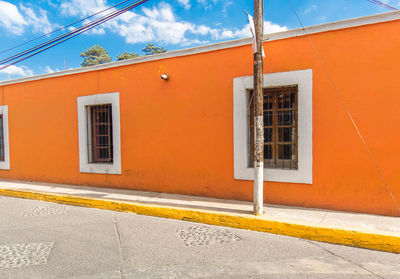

{"left": 253, "top": 161, "right": 264, "bottom": 215}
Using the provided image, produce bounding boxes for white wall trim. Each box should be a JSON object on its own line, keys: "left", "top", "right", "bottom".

{"left": 77, "top": 92, "right": 121, "bottom": 175}
{"left": 1, "top": 11, "right": 399, "bottom": 87}
{"left": 0, "top": 105, "right": 10, "bottom": 170}
{"left": 233, "top": 69, "right": 313, "bottom": 184}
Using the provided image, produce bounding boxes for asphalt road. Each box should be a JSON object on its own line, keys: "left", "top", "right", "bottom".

{"left": 0, "top": 195, "right": 399, "bottom": 279}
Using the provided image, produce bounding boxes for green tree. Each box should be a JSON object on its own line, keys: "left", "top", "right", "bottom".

{"left": 142, "top": 43, "right": 167, "bottom": 55}
{"left": 80, "top": 45, "right": 111, "bottom": 67}
{"left": 116, "top": 51, "right": 139, "bottom": 61}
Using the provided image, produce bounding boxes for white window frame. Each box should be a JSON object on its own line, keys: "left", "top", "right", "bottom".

{"left": 77, "top": 92, "right": 121, "bottom": 174}
{"left": 0, "top": 105, "right": 10, "bottom": 170}
{"left": 233, "top": 69, "right": 313, "bottom": 184}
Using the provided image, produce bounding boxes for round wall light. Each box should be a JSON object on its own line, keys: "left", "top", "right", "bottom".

{"left": 160, "top": 74, "right": 169, "bottom": 81}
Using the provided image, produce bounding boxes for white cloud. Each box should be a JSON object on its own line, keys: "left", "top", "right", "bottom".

{"left": 0, "top": 1, "right": 27, "bottom": 35}
{"left": 218, "top": 21, "right": 288, "bottom": 40}
{"left": 45, "top": 0, "right": 58, "bottom": 8}
{"left": 222, "top": 1, "right": 233, "bottom": 16}
{"left": 197, "top": 0, "right": 218, "bottom": 9}
{"left": 0, "top": 1, "right": 56, "bottom": 35}
{"left": 303, "top": 5, "right": 317, "bottom": 15}
{"left": 87, "top": 27, "right": 106, "bottom": 35}
{"left": 44, "top": 65, "right": 54, "bottom": 73}
{"left": 81, "top": 19, "right": 106, "bottom": 35}
{"left": 177, "top": 0, "right": 191, "bottom": 10}
{"left": 264, "top": 21, "right": 288, "bottom": 34}
{"left": 44, "top": 65, "right": 60, "bottom": 74}
{"left": 107, "top": 3, "right": 208, "bottom": 45}
{"left": 113, "top": 3, "right": 287, "bottom": 45}
{"left": 143, "top": 4, "right": 175, "bottom": 21}
{"left": 60, "top": 0, "right": 107, "bottom": 17}
{"left": 19, "top": 4, "right": 54, "bottom": 34}
{"left": 0, "top": 65, "right": 33, "bottom": 77}
{"left": 180, "top": 38, "right": 209, "bottom": 46}
{"left": 57, "top": 1, "right": 287, "bottom": 47}
{"left": 191, "top": 25, "right": 214, "bottom": 36}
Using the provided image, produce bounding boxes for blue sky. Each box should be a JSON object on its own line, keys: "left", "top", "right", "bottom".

{"left": 0, "top": 0, "right": 398, "bottom": 81}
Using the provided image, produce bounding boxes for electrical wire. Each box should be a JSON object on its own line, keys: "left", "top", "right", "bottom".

{"left": 0, "top": 0, "right": 134, "bottom": 55}
{"left": 287, "top": 0, "right": 400, "bottom": 213}
{"left": 0, "top": 0, "right": 150, "bottom": 71}
{"left": 0, "top": 0, "right": 145, "bottom": 65}
{"left": 366, "top": 0, "right": 398, "bottom": 11}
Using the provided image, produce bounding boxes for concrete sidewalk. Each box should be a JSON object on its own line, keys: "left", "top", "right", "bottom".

{"left": 0, "top": 180, "right": 399, "bottom": 254}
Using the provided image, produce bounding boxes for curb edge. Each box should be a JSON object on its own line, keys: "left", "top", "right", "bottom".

{"left": 1, "top": 188, "right": 399, "bottom": 254}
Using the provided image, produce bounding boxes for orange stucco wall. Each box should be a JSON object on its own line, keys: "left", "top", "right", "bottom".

{"left": 1, "top": 18, "right": 400, "bottom": 216}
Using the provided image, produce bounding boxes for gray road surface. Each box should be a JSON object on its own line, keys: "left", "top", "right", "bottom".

{"left": 0, "top": 196, "right": 399, "bottom": 279}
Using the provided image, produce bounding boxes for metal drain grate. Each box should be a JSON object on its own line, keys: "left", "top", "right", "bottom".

{"left": 22, "top": 205, "right": 69, "bottom": 217}
{"left": 0, "top": 242, "right": 54, "bottom": 269}
{"left": 178, "top": 226, "right": 241, "bottom": 247}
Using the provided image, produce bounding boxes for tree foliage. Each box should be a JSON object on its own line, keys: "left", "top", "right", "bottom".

{"left": 80, "top": 45, "right": 111, "bottom": 67}
{"left": 142, "top": 43, "right": 167, "bottom": 55}
{"left": 116, "top": 51, "right": 139, "bottom": 61}
{"left": 80, "top": 43, "right": 167, "bottom": 67}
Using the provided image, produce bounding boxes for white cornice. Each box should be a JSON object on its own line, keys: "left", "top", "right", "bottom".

{"left": 1, "top": 10, "right": 400, "bottom": 87}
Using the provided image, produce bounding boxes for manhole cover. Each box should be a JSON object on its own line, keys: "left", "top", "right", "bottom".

{"left": 22, "top": 205, "right": 68, "bottom": 217}
{"left": 178, "top": 226, "right": 241, "bottom": 247}
{"left": 0, "top": 242, "right": 54, "bottom": 269}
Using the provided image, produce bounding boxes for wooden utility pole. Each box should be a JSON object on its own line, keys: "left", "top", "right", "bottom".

{"left": 253, "top": 0, "right": 264, "bottom": 215}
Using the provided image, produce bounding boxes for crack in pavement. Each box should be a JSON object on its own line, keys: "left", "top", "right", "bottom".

{"left": 113, "top": 216, "right": 127, "bottom": 279}
{"left": 306, "top": 240, "right": 387, "bottom": 279}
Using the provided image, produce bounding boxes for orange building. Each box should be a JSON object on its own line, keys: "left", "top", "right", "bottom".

{"left": 1, "top": 11, "right": 400, "bottom": 216}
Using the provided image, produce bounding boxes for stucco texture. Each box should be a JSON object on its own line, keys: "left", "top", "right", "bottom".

{"left": 1, "top": 18, "right": 399, "bottom": 216}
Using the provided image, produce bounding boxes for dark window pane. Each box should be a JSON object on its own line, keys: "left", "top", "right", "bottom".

{"left": 101, "top": 148, "right": 107, "bottom": 159}
{"left": 278, "top": 111, "right": 295, "bottom": 126}
{"left": 277, "top": 90, "right": 296, "bottom": 109}
{"left": 97, "top": 136, "right": 108, "bottom": 146}
{"left": 277, "top": 144, "right": 294, "bottom": 160}
{"left": 278, "top": 127, "right": 295, "bottom": 142}
{"left": 264, "top": 128, "right": 273, "bottom": 143}
{"left": 0, "top": 116, "right": 4, "bottom": 161}
{"left": 250, "top": 86, "right": 298, "bottom": 170}
{"left": 97, "top": 124, "right": 108, "bottom": 135}
{"left": 263, "top": 90, "right": 274, "bottom": 110}
{"left": 277, "top": 93, "right": 286, "bottom": 108}
{"left": 264, "top": 145, "right": 272, "bottom": 160}
{"left": 290, "top": 92, "right": 296, "bottom": 108}
{"left": 263, "top": 111, "right": 273, "bottom": 126}
{"left": 263, "top": 99, "right": 273, "bottom": 110}
{"left": 90, "top": 104, "right": 113, "bottom": 163}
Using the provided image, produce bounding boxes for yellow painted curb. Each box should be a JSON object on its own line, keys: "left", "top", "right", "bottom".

{"left": 1, "top": 188, "right": 399, "bottom": 254}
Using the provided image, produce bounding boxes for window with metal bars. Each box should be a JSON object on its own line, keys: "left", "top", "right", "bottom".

{"left": 88, "top": 104, "right": 113, "bottom": 163}
{"left": 0, "top": 115, "right": 4, "bottom": 162}
{"left": 249, "top": 85, "right": 298, "bottom": 170}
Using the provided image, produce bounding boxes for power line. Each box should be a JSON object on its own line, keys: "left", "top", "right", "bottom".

{"left": 287, "top": 0, "right": 400, "bottom": 214}
{"left": 0, "top": 0, "right": 136, "bottom": 53}
{"left": 366, "top": 0, "right": 398, "bottom": 11}
{"left": 0, "top": 0, "right": 145, "bottom": 66}
{"left": 0, "top": 0, "right": 150, "bottom": 71}
{"left": 0, "top": 0, "right": 135, "bottom": 55}
{"left": 2, "top": 0, "right": 395, "bottom": 57}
